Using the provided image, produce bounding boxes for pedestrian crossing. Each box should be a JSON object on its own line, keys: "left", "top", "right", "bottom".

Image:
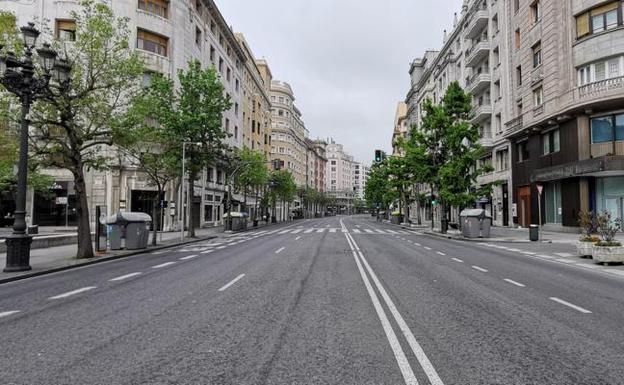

{"left": 246, "top": 228, "right": 418, "bottom": 235}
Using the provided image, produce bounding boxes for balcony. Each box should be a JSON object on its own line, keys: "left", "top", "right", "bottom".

{"left": 504, "top": 116, "right": 524, "bottom": 136}
{"left": 465, "top": 9, "right": 489, "bottom": 39}
{"left": 577, "top": 76, "right": 624, "bottom": 99}
{"left": 467, "top": 71, "right": 491, "bottom": 95}
{"left": 136, "top": 49, "right": 170, "bottom": 74}
{"left": 471, "top": 97, "right": 492, "bottom": 124}
{"left": 478, "top": 136, "right": 493, "bottom": 148}
{"left": 465, "top": 40, "right": 490, "bottom": 68}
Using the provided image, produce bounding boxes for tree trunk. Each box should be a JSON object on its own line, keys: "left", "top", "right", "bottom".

{"left": 151, "top": 185, "right": 163, "bottom": 246}
{"left": 72, "top": 166, "right": 94, "bottom": 259}
{"left": 187, "top": 172, "right": 196, "bottom": 238}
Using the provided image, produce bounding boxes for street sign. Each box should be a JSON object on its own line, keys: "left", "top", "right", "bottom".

{"left": 537, "top": 184, "right": 543, "bottom": 195}
{"left": 55, "top": 196, "right": 68, "bottom": 205}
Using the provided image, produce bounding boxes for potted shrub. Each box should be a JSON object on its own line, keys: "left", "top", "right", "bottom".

{"left": 576, "top": 211, "right": 599, "bottom": 257}
{"left": 592, "top": 211, "right": 624, "bottom": 264}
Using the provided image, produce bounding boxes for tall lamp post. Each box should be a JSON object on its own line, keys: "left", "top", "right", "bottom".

{"left": 1, "top": 23, "right": 71, "bottom": 272}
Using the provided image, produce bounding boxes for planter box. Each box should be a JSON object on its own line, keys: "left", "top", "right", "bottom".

{"left": 592, "top": 245, "right": 624, "bottom": 263}
{"left": 391, "top": 215, "right": 403, "bottom": 225}
{"left": 576, "top": 241, "right": 597, "bottom": 257}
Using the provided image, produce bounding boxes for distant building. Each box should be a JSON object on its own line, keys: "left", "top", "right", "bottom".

{"left": 392, "top": 102, "right": 409, "bottom": 156}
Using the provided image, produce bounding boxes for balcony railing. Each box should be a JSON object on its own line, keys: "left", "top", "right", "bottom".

{"left": 465, "top": 40, "right": 490, "bottom": 68}
{"left": 578, "top": 76, "right": 624, "bottom": 98}
{"left": 505, "top": 116, "right": 523, "bottom": 134}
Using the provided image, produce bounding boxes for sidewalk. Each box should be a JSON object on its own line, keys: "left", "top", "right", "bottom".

{"left": 0, "top": 220, "right": 281, "bottom": 284}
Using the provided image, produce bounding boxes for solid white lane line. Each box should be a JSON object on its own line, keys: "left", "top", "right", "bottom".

{"left": 503, "top": 278, "right": 526, "bottom": 287}
{"left": 218, "top": 274, "right": 246, "bottom": 292}
{"left": 49, "top": 286, "right": 97, "bottom": 300}
{"left": 347, "top": 233, "right": 443, "bottom": 385}
{"left": 549, "top": 297, "right": 592, "bottom": 314}
{"left": 507, "top": 248, "right": 522, "bottom": 252}
{"left": 436, "top": 251, "right": 446, "bottom": 256}
{"left": 451, "top": 258, "right": 464, "bottom": 263}
{"left": 295, "top": 236, "right": 301, "bottom": 240}
{"left": 345, "top": 241, "right": 418, "bottom": 384}
{"left": 275, "top": 247, "right": 285, "bottom": 254}
{"left": 180, "top": 255, "right": 199, "bottom": 260}
{"left": 554, "top": 252, "right": 574, "bottom": 258}
{"left": 536, "top": 254, "right": 555, "bottom": 259}
{"left": 522, "top": 251, "right": 537, "bottom": 255}
{"left": 471, "top": 265, "right": 488, "bottom": 273}
{"left": 109, "top": 272, "right": 142, "bottom": 281}
{"left": 0, "top": 311, "right": 20, "bottom": 318}
{"left": 279, "top": 230, "right": 291, "bottom": 234}
{"left": 152, "top": 262, "right": 176, "bottom": 269}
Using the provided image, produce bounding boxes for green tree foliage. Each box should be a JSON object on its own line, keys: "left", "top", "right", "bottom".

{"left": 233, "top": 148, "right": 268, "bottom": 219}
{"left": 28, "top": 0, "right": 145, "bottom": 258}
{"left": 151, "top": 60, "right": 231, "bottom": 237}
{"left": 116, "top": 73, "right": 182, "bottom": 246}
{"left": 364, "top": 162, "right": 395, "bottom": 210}
{"left": 268, "top": 170, "right": 296, "bottom": 221}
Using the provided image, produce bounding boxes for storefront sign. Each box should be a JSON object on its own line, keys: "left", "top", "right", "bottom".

{"left": 55, "top": 197, "right": 68, "bottom": 205}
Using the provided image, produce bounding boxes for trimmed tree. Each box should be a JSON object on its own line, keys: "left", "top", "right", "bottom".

{"left": 28, "top": 1, "right": 144, "bottom": 258}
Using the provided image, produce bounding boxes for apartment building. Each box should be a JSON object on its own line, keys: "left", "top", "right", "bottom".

{"left": 255, "top": 59, "right": 274, "bottom": 157}
{"left": 354, "top": 163, "right": 370, "bottom": 200}
{"left": 326, "top": 141, "right": 357, "bottom": 212}
{"left": 235, "top": 34, "right": 272, "bottom": 157}
{"left": 504, "top": 0, "right": 624, "bottom": 231}
{"left": 269, "top": 80, "right": 309, "bottom": 187}
{"left": 305, "top": 139, "right": 328, "bottom": 193}
{"left": 392, "top": 102, "right": 409, "bottom": 156}
{"left": 3, "top": 0, "right": 247, "bottom": 230}
{"left": 406, "top": 0, "right": 514, "bottom": 228}
{"left": 406, "top": 0, "right": 624, "bottom": 231}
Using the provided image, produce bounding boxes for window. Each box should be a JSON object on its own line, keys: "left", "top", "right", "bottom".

{"left": 137, "top": 29, "right": 168, "bottom": 57}
{"left": 234, "top": 126, "right": 238, "bottom": 139}
{"left": 234, "top": 103, "right": 238, "bottom": 116}
{"left": 578, "top": 56, "right": 624, "bottom": 85}
{"left": 55, "top": 20, "right": 76, "bottom": 42}
{"left": 218, "top": 57, "right": 224, "bottom": 73}
{"left": 209, "top": 45, "right": 215, "bottom": 62}
{"left": 533, "top": 86, "right": 543, "bottom": 106}
{"left": 578, "top": 65, "right": 591, "bottom": 85}
{"left": 492, "top": 14, "right": 499, "bottom": 33}
{"left": 226, "top": 67, "right": 231, "bottom": 82}
{"left": 545, "top": 182, "right": 562, "bottom": 224}
{"left": 576, "top": 2, "right": 621, "bottom": 39}
{"left": 195, "top": 0, "right": 202, "bottom": 15}
{"left": 516, "top": 66, "right": 523, "bottom": 87}
{"left": 517, "top": 141, "right": 529, "bottom": 162}
{"left": 225, "top": 118, "right": 230, "bottom": 133}
{"left": 514, "top": 0, "right": 520, "bottom": 13}
{"left": 530, "top": 1, "right": 540, "bottom": 23}
{"left": 138, "top": 0, "right": 168, "bottom": 18}
{"left": 195, "top": 27, "right": 202, "bottom": 46}
{"left": 591, "top": 114, "right": 624, "bottom": 143}
{"left": 515, "top": 29, "right": 521, "bottom": 49}
{"left": 532, "top": 42, "right": 542, "bottom": 68}
{"left": 542, "top": 129, "right": 560, "bottom": 155}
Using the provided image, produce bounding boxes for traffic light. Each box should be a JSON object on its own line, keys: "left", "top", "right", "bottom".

{"left": 374, "top": 149, "right": 385, "bottom": 163}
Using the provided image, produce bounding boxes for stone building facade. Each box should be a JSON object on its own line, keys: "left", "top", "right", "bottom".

{"left": 2, "top": 0, "right": 250, "bottom": 230}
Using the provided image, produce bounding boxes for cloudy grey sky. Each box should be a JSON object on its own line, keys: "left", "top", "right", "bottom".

{"left": 215, "top": 0, "right": 462, "bottom": 163}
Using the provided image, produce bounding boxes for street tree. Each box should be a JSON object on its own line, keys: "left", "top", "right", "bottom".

{"left": 233, "top": 148, "right": 268, "bottom": 221}
{"left": 116, "top": 74, "right": 182, "bottom": 246}
{"left": 26, "top": 0, "right": 144, "bottom": 258}
{"left": 158, "top": 60, "right": 231, "bottom": 238}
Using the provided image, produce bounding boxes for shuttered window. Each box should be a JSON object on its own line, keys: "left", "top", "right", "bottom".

{"left": 138, "top": 0, "right": 168, "bottom": 19}
{"left": 576, "top": 1, "right": 622, "bottom": 38}
{"left": 576, "top": 13, "right": 590, "bottom": 38}
{"left": 55, "top": 19, "right": 76, "bottom": 42}
{"left": 137, "top": 29, "right": 168, "bottom": 57}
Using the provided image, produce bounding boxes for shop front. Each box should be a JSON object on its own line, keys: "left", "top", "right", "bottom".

{"left": 33, "top": 181, "right": 77, "bottom": 227}
{"left": 595, "top": 176, "right": 624, "bottom": 221}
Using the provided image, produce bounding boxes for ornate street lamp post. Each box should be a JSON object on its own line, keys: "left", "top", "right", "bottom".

{"left": 0, "top": 23, "right": 71, "bottom": 272}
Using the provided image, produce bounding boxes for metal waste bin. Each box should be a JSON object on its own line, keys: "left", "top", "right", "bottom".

{"left": 529, "top": 224, "right": 539, "bottom": 241}
{"left": 106, "top": 212, "right": 152, "bottom": 250}
{"left": 460, "top": 209, "right": 492, "bottom": 238}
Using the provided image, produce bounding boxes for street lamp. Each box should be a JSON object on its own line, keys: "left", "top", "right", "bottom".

{"left": 180, "top": 141, "right": 202, "bottom": 241}
{"left": 1, "top": 23, "right": 70, "bottom": 272}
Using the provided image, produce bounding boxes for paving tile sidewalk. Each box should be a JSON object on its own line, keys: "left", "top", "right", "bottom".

{"left": 0, "top": 220, "right": 284, "bottom": 284}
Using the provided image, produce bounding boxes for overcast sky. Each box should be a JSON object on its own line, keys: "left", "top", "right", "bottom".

{"left": 215, "top": 0, "right": 462, "bottom": 164}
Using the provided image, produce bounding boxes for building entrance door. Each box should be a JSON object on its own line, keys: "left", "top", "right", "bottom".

{"left": 604, "top": 196, "right": 624, "bottom": 222}
{"left": 517, "top": 186, "right": 531, "bottom": 228}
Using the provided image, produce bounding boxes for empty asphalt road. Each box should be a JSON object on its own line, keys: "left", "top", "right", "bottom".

{"left": 1, "top": 215, "right": 623, "bottom": 384}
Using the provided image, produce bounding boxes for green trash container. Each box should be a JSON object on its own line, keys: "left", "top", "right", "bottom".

{"left": 529, "top": 224, "right": 539, "bottom": 241}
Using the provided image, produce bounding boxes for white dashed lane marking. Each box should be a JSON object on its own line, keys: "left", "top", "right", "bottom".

{"left": 275, "top": 247, "right": 285, "bottom": 254}
{"left": 49, "top": 287, "right": 97, "bottom": 300}
{"left": 0, "top": 311, "right": 20, "bottom": 318}
{"left": 109, "top": 272, "right": 142, "bottom": 282}
{"left": 436, "top": 252, "right": 446, "bottom": 256}
{"left": 549, "top": 297, "right": 592, "bottom": 314}
{"left": 471, "top": 266, "right": 488, "bottom": 273}
{"left": 451, "top": 258, "right": 464, "bottom": 263}
{"left": 503, "top": 278, "right": 526, "bottom": 287}
{"left": 180, "top": 255, "right": 199, "bottom": 260}
{"left": 218, "top": 274, "right": 246, "bottom": 292}
{"left": 152, "top": 262, "right": 176, "bottom": 269}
